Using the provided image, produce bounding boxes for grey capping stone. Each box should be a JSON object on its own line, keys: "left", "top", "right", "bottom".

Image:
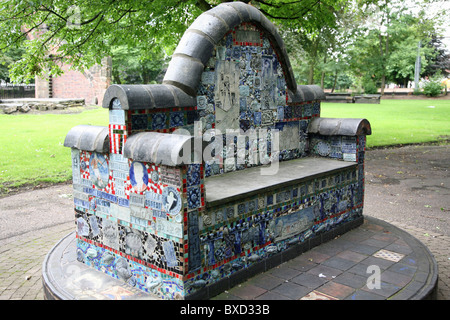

{"left": 169, "top": 86, "right": 197, "bottom": 107}
{"left": 225, "top": 1, "right": 251, "bottom": 21}
{"left": 146, "top": 84, "right": 176, "bottom": 109}
{"left": 102, "top": 84, "right": 155, "bottom": 110}
{"left": 187, "top": 12, "right": 230, "bottom": 45}
{"left": 102, "top": 84, "right": 196, "bottom": 110}
{"left": 288, "top": 85, "right": 326, "bottom": 103}
{"left": 102, "top": 84, "right": 131, "bottom": 109}
{"left": 287, "top": 88, "right": 304, "bottom": 104}
{"left": 163, "top": 55, "right": 205, "bottom": 97}
{"left": 308, "top": 118, "right": 372, "bottom": 136}
{"left": 259, "top": 14, "right": 276, "bottom": 36}
{"left": 64, "top": 125, "right": 109, "bottom": 152}
{"left": 207, "top": 4, "right": 242, "bottom": 30}
{"left": 308, "top": 85, "right": 326, "bottom": 100}
{"left": 246, "top": 3, "right": 262, "bottom": 24}
{"left": 123, "top": 132, "right": 203, "bottom": 166}
{"left": 297, "top": 85, "right": 315, "bottom": 101}
{"left": 174, "top": 31, "right": 215, "bottom": 66}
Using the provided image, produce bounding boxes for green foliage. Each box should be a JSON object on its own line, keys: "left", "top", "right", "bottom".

{"left": 0, "top": 47, "right": 25, "bottom": 82}
{"left": 111, "top": 46, "right": 167, "bottom": 84}
{"left": 342, "top": 0, "right": 446, "bottom": 91}
{"left": 0, "top": 0, "right": 447, "bottom": 88}
{"left": 362, "top": 79, "right": 378, "bottom": 94}
{"left": 0, "top": 0, "right": 204, "bottom": 83}
{"left": 422, "top": 75, "right": 444, "bottom": 97}
{"left": 0, "top": 0, "right": 355, "bottom": 84}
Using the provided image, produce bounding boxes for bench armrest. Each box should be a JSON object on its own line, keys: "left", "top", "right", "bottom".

{"left": 307, "top": 118, "right": 371, "bottom": 162}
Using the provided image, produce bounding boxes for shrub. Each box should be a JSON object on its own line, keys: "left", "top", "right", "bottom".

{"left": 422, "top": 77, "right": 444, "bottom": 97}
{"left": 363, "top": 80, "right": 378, "bottom": 94}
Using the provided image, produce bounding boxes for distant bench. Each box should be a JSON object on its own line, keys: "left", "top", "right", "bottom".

{"left": 354, "top": 94, "right": 381, "bottom": 104}
{"left": 325, "top": 93, "right": 381, "bottom": 104}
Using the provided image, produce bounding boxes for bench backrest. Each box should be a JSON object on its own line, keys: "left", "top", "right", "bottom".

{"left": 102, "top": 2, "right": 325, "bottom": 177}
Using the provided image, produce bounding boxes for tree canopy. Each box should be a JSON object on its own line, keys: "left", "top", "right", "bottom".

{"left": 0, "top": 0, "right": 353, "bottom": 83}
{"left": 0, "top": 0, "right": 448, "bottom": 89}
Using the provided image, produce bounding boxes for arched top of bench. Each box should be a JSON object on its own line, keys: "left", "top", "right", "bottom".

{"left": 162, "top": 1, "right": 297, "bottom": 97}
{"left": 102, "top": 2, "right": 325, "bottom": 110}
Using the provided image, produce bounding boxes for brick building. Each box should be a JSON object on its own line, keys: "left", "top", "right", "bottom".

{"left": 35, "top": 57, "right": 112, "bottom": 106}
{"left": 26, "top": 27, "right": 112, "bottom": 106}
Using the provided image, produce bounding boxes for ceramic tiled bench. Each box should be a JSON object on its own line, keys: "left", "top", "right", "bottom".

{"left": 64, "top": 2, "right": 371, "bottom": 300}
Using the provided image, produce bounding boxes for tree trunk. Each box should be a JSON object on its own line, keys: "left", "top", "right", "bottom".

{"left": 141, "top": 65, "right": 149, "bottom": 84}
{"left": 379, "top": 5, "right": 390, "bottom": 95}
{"left": 320, "top": 55, "right": 327, "bottom": 89}
{"left": 112, "top": 69, "right": 121, "bottom": 84}
{"left": 308, "top": 37, "right": 320, "bottom": 85}
{"left": 331, "top": 71, "right": 338, "bottom": 93}
{"left": 308, "top": 65, "right": 315, "bottom": 85}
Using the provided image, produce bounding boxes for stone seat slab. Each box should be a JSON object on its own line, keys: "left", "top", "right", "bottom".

{"left": 205, "top": 157, "right": 357, "bottom": 206}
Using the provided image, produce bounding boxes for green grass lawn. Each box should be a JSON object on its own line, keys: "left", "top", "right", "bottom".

{"left": 0, "top": 99, "right": 449, "bottom": 195}
{"left": 321, "top": 99, "right": 450, "bottom": 148}
{"left": 0, "top": 107, "right": 108, "bottom": 194}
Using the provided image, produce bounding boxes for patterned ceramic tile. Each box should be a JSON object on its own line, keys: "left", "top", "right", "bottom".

{"left": 373, "top": 249, "right": 405, "bottom": 262}
{"left": 300, "top": 290, "right": 338, "bottom": 300}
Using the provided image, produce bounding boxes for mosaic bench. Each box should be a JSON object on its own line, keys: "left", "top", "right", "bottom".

{"left": 63, "top": 1, "right": 371, "bottom": 300}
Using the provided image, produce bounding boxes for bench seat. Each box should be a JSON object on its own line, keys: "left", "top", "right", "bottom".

{"left": 205, "top": 157, "right": 357, "bottom": 206}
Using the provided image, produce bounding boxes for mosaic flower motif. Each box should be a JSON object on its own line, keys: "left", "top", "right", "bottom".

{"left": 152, "top": 113, "right": 167, "bottom": 130}
{"left": 115, "top": 257, "right": 133, "bottom": 281}
{"left": 170, "top": 112, "right": 184, "bottom": 128}
{"left": 238, "top": 203, "right": 247, "bottom": 215}
{"left": 204, "top": 162, "right": 212, "bottom": 177}
{"left": 267, "top": 194, "right": 273, "bottom": 205}
{"left": 293, "top": 105, "right": 302, "bottom": 118}
{"left": 187, "top": 187, "right": 201, "bottom": 209}
{"left": 313, "top": 102, "right": 321, "bottom": 115}
{"left": 226, "top": 206, "right": 234, "bottom": 219}
{"left": 187, "top": 164, "right": 201, "bottom": 187}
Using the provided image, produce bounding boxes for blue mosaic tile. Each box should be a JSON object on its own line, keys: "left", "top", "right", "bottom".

{"left": 254, "top": 112, "right": 262, "bottom": 125}
{"left": 267, "top": 194, "right": 273, "bottom": 205}
{"left": 186, "top": 110, "right": 199, "bottom": 124}
{"left": 131, "top": 114, "right": 148, "bottom": 131}
{"left": 284, "top": 105, "right": 292, "bottom": 119}
{"left": 152, "top": 113, "right": 167, "bottom": 130}
{"left": 170, "top": 112, "right": 185, "bottom": 128}
{"left": 187, "top": 187, "right": 201, "bottom": 209}
{"left": 187, "top": 164, "right": 201, "bottom": 187}
{"left": 277, "top": 106, "right": 284, "bottom": 120}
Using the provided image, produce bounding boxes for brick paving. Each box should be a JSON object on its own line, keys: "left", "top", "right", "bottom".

{"left": 0, "top": 222, "right": 73, "bottom": 300}
{"left": 212, "top": 217, "right": 446, "bottom": 300}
